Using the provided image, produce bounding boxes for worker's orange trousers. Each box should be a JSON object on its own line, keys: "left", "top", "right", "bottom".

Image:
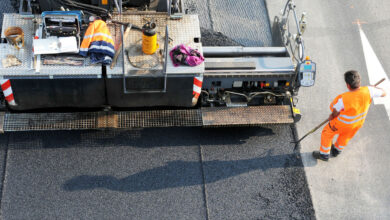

{"left": 320, "top": 122, "right": 361, "bottom": 155}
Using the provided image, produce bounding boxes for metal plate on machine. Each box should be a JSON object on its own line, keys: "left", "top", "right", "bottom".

{"left": 107, "top": 14, "right": 204, "bottom": 77}
{"left": 205, "top": 61, "right": 256, "bottom": 70}
{"left": 204, "top": 57, "right": 295, "bottom": 74}
{"left": 201, "top": 105, "right": 294, "bottom": 126}
{"left": 0, "top": 14, "right": 101, "bottom": 78}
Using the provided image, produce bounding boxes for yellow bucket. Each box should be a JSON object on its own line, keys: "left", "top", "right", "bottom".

{"left": 142, "top": 22, "right": 159, "bottom": 55}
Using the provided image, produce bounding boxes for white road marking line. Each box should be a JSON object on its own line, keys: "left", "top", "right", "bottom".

{"left": 359, "top": 25, "right": 390, "bottom": 120}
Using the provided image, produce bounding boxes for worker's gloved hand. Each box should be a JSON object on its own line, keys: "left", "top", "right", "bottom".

{"left": 328, "top": 110, "right": 339, "bottom": 132}
{"left": 328, "top": 109, "right": 340, "bottom": 121}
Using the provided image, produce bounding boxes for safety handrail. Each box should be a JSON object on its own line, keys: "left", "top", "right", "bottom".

{"left": 280, "top": 0, "right": 305, "bottom": 62}
{"left": 122, "top": 25, "right": 168, "bottom": 94}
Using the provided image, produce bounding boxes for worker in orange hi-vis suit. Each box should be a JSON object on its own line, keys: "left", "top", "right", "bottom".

{"left": 313, "top": 70, "right": 387, "bottom": 161}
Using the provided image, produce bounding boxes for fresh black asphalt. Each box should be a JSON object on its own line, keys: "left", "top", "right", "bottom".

{"left": 0, "top": 126, "right": 315, "bottom": 219}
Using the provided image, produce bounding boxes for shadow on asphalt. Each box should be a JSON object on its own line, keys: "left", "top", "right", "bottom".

{"left": 4, "top": 126, "right": 319, "bottom": 193}
{"left": 62, "top": 152, "right": 316, "bottom": 192}
{"left": 7, "top": 126, "right": 275, "bottom": 149}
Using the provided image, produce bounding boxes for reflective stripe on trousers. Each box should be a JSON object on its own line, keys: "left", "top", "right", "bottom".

{"left": 320, "top": 122, "right": 361, "bottom": 155}
{"left": 334, "top": 142, "right": 345, "bottom": 151}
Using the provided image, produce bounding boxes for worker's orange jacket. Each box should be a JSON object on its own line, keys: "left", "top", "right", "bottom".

{"left": 329, "top": 86, "right": 372, "bottom": 129}
{"left": 79, "top": 19, "right": 115, "bottom": 58}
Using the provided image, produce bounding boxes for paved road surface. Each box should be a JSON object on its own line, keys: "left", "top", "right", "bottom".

{"left": 268, "top": 0, "right": 390, "bottom": 219}
{"left": 0, "top": 127, "right": 315, "bottom": 219}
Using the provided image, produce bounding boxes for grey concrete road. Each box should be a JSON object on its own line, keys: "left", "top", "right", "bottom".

{"left": 267, "top": 0, "right": 390, "bottom": 219}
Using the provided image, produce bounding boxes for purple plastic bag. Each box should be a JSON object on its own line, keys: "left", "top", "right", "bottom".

{"left": 169, "top": 44, "right": 204, "bottom": 67}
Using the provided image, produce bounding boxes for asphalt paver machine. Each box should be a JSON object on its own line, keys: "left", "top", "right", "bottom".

{"left": 0, "top": 0, "right": 316, "bottom": 132}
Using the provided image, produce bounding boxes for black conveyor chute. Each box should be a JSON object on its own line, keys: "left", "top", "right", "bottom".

{"left": 202, "top": 46, "right": 288, "bottom": 57}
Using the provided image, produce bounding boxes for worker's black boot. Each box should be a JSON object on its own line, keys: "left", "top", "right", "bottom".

{"left": 312, "top": 151, "right": 329, "bottom": 161}
{"left": 331, "top": 144, "right": 341, "bottom": 157}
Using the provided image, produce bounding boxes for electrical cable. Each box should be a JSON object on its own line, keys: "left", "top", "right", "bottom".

{"left": 59, "top": 0, "right": 109, "bottom": 16}
{"left": 224, "top": 91, "right": 286, "bottom": 102}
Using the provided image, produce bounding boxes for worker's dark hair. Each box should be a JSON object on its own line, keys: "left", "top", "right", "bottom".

{"left": 344, "top": 70, "right": 361, "bottom": 89}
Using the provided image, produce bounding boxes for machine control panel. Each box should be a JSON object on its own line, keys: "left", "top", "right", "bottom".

{"left": 298, "top": 59, "right": 316, "bottom": 87}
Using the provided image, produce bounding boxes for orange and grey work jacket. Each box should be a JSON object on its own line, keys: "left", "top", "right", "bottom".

{"left": 79, "top": 19, "right": 115, "bottom": 63}
{"left": 330, "top": 86, "right": 372, "bottom": 129}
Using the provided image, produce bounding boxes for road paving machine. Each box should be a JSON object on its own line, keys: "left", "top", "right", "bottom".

{"left": 0, "top": 0, "right": 316, "bottom": 132}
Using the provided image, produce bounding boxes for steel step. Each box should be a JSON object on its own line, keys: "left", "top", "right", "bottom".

{"left": 201, "top": 105, "right": 294, "bottom": 127}
{"left": 0, "top": 106, "right": 293, "bottom": 132}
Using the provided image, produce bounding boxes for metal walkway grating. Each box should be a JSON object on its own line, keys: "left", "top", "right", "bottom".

{"left": 2, "top": 112, "right": 99, "bottom": 131}
{"left": 118, "top": 110, "right": 202, "bottom": 128}
{"left": 0, "top": 109, "right": 203, "bottom": 132}
{"left": 0, "top": 105, "right": 293, "bottom": 132}
{"left": 201, "top": 105, "right": 294, "bottom": 126}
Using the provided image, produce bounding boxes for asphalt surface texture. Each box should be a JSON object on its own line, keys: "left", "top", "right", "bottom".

{"left": 0, "top": 127, "right": 315, "bottom": 219}
{"left": 0, "top": 0, "right": 316, "bottom": 219}
{"left": 185, "top": 0, "right": 273, "bottom": 47}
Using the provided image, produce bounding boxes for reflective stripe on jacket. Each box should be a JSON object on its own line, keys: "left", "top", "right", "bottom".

{"left": 330, "top": 86, "right": 371, "bottom": 128}
{"left": 79, "top": 20, "right": 115, "bottom": 58}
